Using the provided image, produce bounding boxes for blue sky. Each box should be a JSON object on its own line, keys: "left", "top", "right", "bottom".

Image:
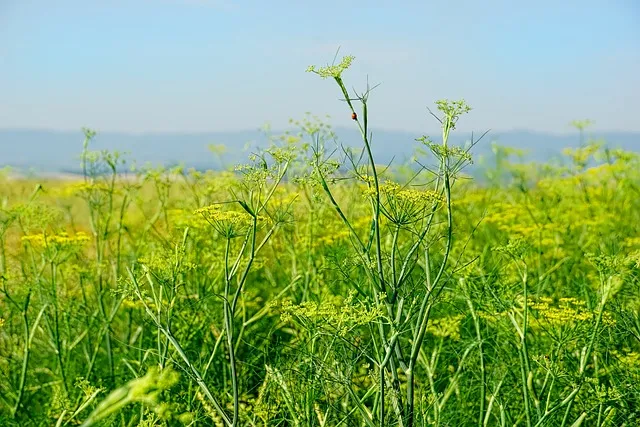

{"left": 1, "top": 0, "right": 639, "bottom": 133}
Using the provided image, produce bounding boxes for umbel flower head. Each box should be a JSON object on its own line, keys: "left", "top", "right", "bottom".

{"left": 195, "top": 205, "right": 254, "bottom": 239}
{"left": 363, "top": 179, "right": 444, "bottom": 226}
{"left": 306, "top": 55, "right": 355, "bottom": 79}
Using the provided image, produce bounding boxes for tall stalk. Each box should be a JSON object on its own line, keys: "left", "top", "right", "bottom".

{"left": 308, "top": 55, "right": 471, "bottom": 427}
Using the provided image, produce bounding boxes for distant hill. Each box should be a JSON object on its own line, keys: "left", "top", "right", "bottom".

{"left": 1, "top": 128, "right": 638, "bottom": 176}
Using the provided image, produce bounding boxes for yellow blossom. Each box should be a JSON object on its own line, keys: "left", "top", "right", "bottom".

{"left": 21, "top": 231, "right": 91, "bottom": 249}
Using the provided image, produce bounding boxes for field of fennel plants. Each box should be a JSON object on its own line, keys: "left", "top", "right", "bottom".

{"left": 1, "top": 57, "right": 640, "bottom": 427}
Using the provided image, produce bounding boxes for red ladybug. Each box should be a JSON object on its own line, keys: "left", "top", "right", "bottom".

{"left": 351, "top": 112, "right": 357, "bottom": 120}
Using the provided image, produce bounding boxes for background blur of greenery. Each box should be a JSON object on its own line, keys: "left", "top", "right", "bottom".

{"left": 1, "top": 92, "right": 639, "bottom": 425}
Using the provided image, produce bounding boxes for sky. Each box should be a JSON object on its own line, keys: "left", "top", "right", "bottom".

{"left": 1, "top": 0, "right": 639, "bottom": 134}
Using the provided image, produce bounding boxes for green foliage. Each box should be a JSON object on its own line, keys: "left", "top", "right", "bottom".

{"left": 0, "top": 56, "right": 638, "bottom": 427}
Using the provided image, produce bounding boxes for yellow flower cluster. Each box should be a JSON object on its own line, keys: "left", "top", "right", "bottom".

{"left": 454, "top": 188, "right": 490, "bottom": 207}
{"left": 316, "top": 229, "right": 351, "bottom": 246}
{"left": 562, "top": 143, "right": 602, "bottom": 168}
{"left": 122, "top": 298, "right": 158, "bottom": 311}
{"left": 195, "top": 205, "right": 255, "bottom": 238}
{"left": 623, "top": 237, "right": 640, "bottom": 248}
{"left": 477, "top": 310, "right": 508, "bottom": 324}
{"left": 21, "top": 231, "right": 91, "bottom": 249}
{"left": 195, "top": 205, "right": 253, "bottom": 225}
{"left": 306, "top": 55, "right": 355, "bottom": 79}
{"left": 394, "top": 188, "right": 443, "bottom": 206}
{"left": 166, "top": 209, "right": 209, "bottom": 231}
{"left": 361, "top": 180, "right": 445, "bottom": 225}
{"left": 529, "top": 297, "right": 590, "bottom": 326}
{"left": 483, "top": 202, "right": 562, "bottom": 239}
{"left": 528, "top": 297, "right": 616, "bottom": 328}
{"left": 612, "top": 349, "right": 640, "bottom": 369}
{"left": 476, "top": 296, "right": 617, "bottom": 331}
{"left": 480, "top": 190, "right": 622, "bottom": 263}
{"left": 61, "top": 181, "right": 112, "bottom": 197}
{"left": 363, "top": 181, "right": 443, "bottom": 205}
{"left": 426, "top": 314, "right": 465, "bottom": 341}
{"left": 279, "top": 292, "right": 382, "bottom": 336}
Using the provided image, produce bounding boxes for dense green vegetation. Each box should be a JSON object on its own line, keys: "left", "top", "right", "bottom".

{"left": 1, "top": 57, "right": 639, "bottom": 426}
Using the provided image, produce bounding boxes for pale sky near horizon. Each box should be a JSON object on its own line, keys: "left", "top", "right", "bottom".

{"left": 1, "top": 0, "right": 639, "bottom": 134}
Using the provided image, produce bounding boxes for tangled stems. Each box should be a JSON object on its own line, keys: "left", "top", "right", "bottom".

{"left": 557, "top": 277, "right": 611, "bottom": 427}
{"left": 128, "top": 263, "right": 233, "bottom": 426}
{"left": 405, "top": 110, "right": 457, "bottom": 427}
{"left": 308, "top": 55, "right": 471, "bottom": 427}
{"left": 309, "top": 58, "right": 400, "bottom": 424}
{"left": 133, "top": 152, "right": 291, "bottom": 427}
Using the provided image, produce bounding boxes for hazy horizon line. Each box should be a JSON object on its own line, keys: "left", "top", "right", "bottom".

{"left": 2, "top": 126, "right": 638, "bottom": 137}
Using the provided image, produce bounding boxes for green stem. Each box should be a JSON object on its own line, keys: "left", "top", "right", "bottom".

{"left": 465, "top": 283, "right": 486, "bottom": 427}
{"left": 407, "top": 144, "right": 454, "bottom": 427}
{"left": 223, "top": 237, "right": 239, "bottom": 426}
{"left": 11, "top": 292, "right": 31, "bottom": 418}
